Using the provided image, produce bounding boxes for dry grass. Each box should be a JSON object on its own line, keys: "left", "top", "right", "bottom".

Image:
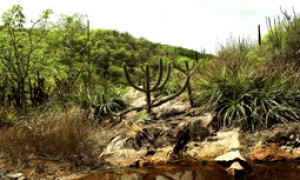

{"left": 0, "top": 108, "right": 99, "bottom": 164}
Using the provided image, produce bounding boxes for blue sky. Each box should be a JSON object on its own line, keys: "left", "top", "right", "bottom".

{"left": 0, "top": 0, "right": 299, "bottom": 53}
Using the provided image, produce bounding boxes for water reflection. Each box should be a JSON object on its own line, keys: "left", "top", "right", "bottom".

{"left": 82, "top": 162, "right": 230, "bottom": 180}
{"left": 82, "top": 161, "right": 300, "bottom": 180}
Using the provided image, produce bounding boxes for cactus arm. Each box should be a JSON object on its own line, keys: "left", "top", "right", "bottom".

{"left": 173, "top": 60, "right": 188, "bottom": 75}
{"left": 145, "top": 63, "right": 152, "bottom": 113}
{"left": 174, "top": 60, "right": 197, "bottom": 107}
{"left": 152, "top": 76, "right": 190, "bottom": 108}
{"left": 152, "top": 58, "right": 163, "bottom": 90}
{"left": 173, "top": 60, "right": 197, "bottom": 75}
{"left": 187, "top": 60, "right": 197, "bottom": 76}
{"left": 151, "top": 61, "right": 171, "bottom": 91}
{"left": 123, "top": 63, "right": 147, "bottom": 92}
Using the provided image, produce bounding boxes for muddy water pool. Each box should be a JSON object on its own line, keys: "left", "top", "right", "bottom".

{"left": 81, "top": 161, "right": 300, "bottom": 180}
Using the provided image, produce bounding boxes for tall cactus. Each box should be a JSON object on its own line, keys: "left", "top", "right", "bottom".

{"left": 123, "top": 58, "right": 189, "bottom": 117}
{"left": 123, "top": 59, "right": 170, "bottom": 114}
{"left": 173, "top": 60, "right": 197, "bottom": 107}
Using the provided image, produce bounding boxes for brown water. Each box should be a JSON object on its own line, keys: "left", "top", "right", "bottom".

{"left": 81, "top": 161, "right": 300, "bottom": 180}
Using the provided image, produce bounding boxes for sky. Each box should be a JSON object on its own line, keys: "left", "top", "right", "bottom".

{"left": 0, "top": 0, "right": 299, "bottom": 53}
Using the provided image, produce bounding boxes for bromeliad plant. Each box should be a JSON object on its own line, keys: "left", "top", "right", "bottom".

{"left": 93, "top": 87, "right": 128, "bottom": 121}
{"left": 194, "top": 60, "right": 300, "bottom": 130}
{"left": 75, "top": 85, "right": 128, "bottom": 122}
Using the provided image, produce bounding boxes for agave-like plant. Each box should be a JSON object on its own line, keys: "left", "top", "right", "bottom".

{"left": 194, "top": 60, "right": 300, "bottom": 130}
{"left": 75, "top": 85, "right": 128, "bottom": 122}
{"left": 93, "top": 93, "right": 128, "bottom": 121}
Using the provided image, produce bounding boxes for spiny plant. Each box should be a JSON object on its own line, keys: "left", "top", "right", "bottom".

{"left": 93, "top": 92, "right": 128, "bottom": 121}
{"left": 122, "top": 58, "right": 190, "bottom": 118}
{"left": 123, "top": 58, "right": 171, "bottom": 115}
{"left": 75, "top": 85, "right": 128, "bottom": 122}
{"left": 125, "top": 122, "right": 154, "bottom": 149}
{"left": 173, "top": 60, "right": 197, "bottom": 107}
{"left": 194, "top": 60, "right": 300, "bottom": 130}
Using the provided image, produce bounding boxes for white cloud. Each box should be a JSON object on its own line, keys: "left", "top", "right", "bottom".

{"left": 0, "top": 0, "right": 299, "bottom": 53}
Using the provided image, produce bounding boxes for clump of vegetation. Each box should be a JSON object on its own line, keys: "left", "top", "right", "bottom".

{"left": 193, "top": 8, "right": 300, "bottom": 131}
{"left": 73, "top": 85, "right": 128, "bottom": 122}
{"left": 195, "top": 59, "right": 300, "bottom": 130}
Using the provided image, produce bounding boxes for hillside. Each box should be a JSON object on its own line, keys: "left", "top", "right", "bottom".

{"left": 0, "top": 10, "right": 213, "bottom": 110}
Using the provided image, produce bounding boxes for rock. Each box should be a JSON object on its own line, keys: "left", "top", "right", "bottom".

{"left": 6, "top": 172, "right": 25, "bottom": 180}
{"left": 215, "top": 150, "right": 246, "bottom": 162}
{"left": 286, "top": 141, "right": 293, "bottom": 146}
{"left": 285, "top": 127, "right": 295, "bottom": 137}
{"left": 296, "top": 134, "right": 300, "bottom": 140}
{"left": 186, "top": 106, "right": 204, "bottom": 116}
{"left": 100, "top": 147, "right": 147, "bottom": 167}
{"left": 186, "top": 129, "right": 241, "bottom": 161}
{"left": 215, "top": 150, "right": 248, "bottom": 176}
{"left": 170, "top": 116, "right": 212, "bottom": 158}
{"left": 289, "top": 134, "right": 295, "bottom": 141}
{"left": 248, "top": 143, "right": 294, "bottom": 161}
{"left": 106, "top": 135, "right": 127, "bottom": 151}
{"left": 293, "top": 147, "right": 300, "bottom": 155}
{"left": 141, "top": 147, "right": 173, "bottom": 166}
{"left": 58, "top": 173, "right": 87, "bottom": 180}
{"left": 279, "top": 145, "right": 293, "bottom": 154}
{"left": 226, "top": 161, "right": 245, "bottom": 176}
{"left": 156, "top": 105, "right": 188, "bottom": 119}
{"left": 186, "top": 117, "right": 211, "bottom": 141}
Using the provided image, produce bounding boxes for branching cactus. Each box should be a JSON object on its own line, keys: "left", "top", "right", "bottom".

{"left": 173, "top": 60, "right": 197, "bottom": 108}
{"left": 123, "top": 58, "right": 189, "bottom": 118}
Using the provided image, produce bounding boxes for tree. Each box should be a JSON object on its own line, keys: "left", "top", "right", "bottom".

{"left": 0, "top": 4, "right": 53, "bottom": 110}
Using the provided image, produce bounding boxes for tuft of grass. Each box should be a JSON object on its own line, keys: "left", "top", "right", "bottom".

{"left": 194, "top": 60, "right": 300, "bottom": 130}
